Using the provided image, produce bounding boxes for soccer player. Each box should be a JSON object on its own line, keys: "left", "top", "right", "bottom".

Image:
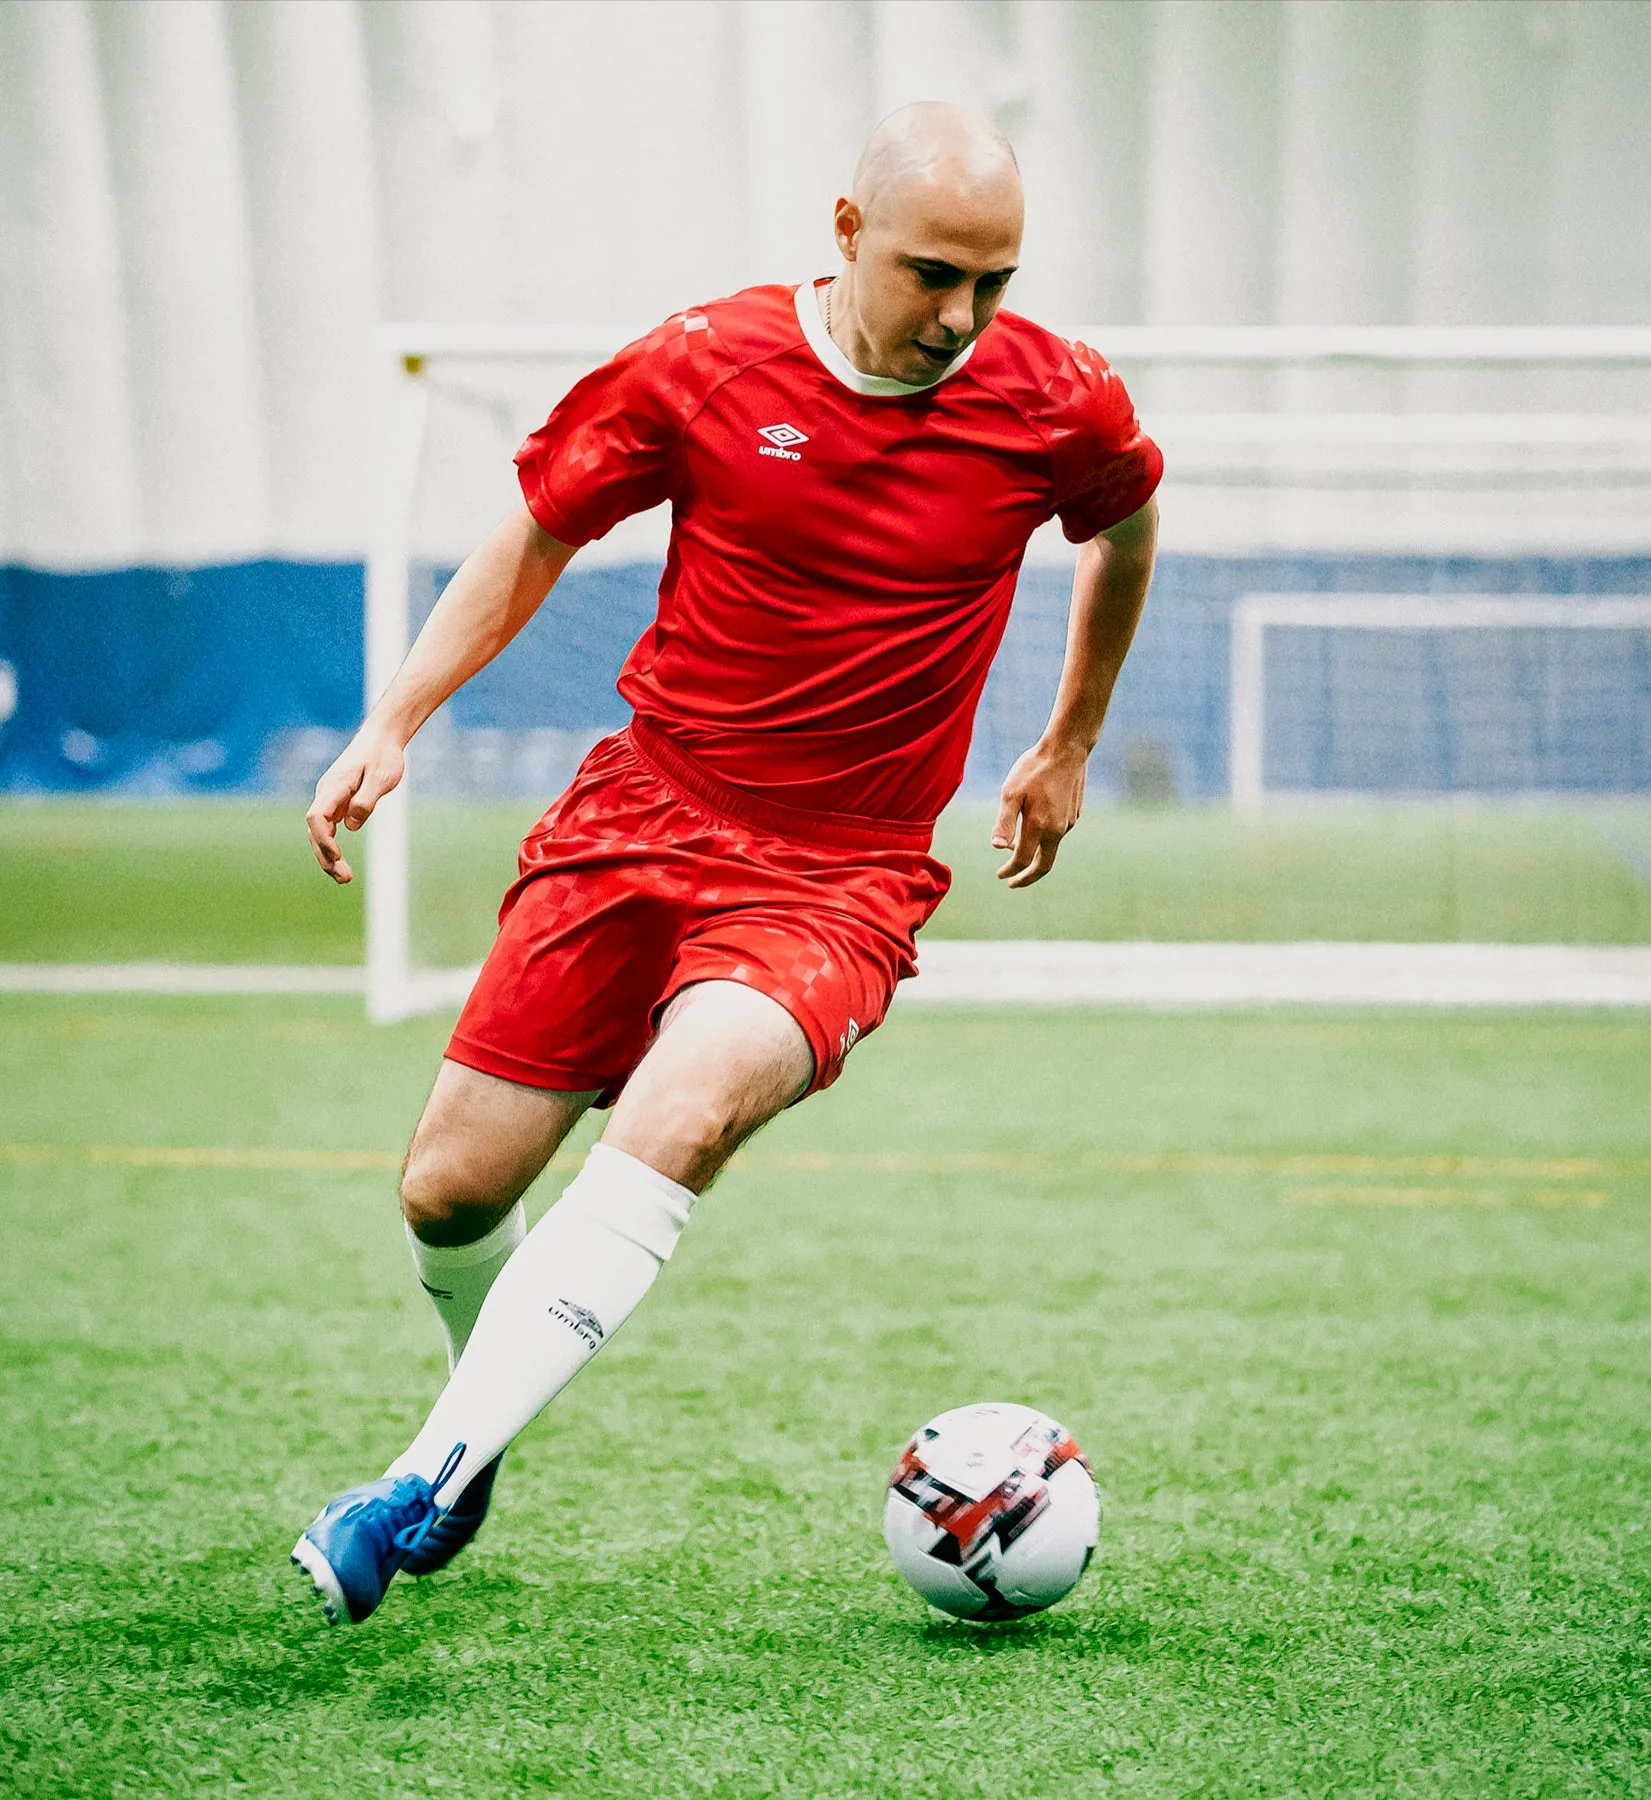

{"left": 292, "top": 101, "right": 1161, "bottom": 1625}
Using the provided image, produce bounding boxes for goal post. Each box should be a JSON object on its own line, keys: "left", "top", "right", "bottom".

{"left": 363, "top": 330, "right": 621, "bottom": 1023}
{"left": 362, "top": 322, "right": 1651, "bottom": 1023}
{"left": 362, "top": 357, "right": 425, "bottom": 1024}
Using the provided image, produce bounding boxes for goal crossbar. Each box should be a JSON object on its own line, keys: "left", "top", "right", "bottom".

{"left": 378, "top": 322, "right": 1651, "bottom": 365}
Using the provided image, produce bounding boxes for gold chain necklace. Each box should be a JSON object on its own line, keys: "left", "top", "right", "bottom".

{"left": 824, "top": 277, "right": 836, "bottom": 341}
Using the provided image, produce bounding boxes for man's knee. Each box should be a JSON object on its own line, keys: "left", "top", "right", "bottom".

{"left": 399, "top": 1060, "right": 597, "bottom": 1242}
{"left": 603, "top": 1087, "right": 752, "bottom": 1196}
{"left": 648, "top": 1089, "right": 748, "bottom": 1171}
{"left": 399, "top": 1133, "right": 510, "bottom": 1241}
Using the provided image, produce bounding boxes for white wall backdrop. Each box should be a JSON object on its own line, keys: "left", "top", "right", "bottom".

{"left": 2, "top": 0, "right": 1649, "bottom": 569}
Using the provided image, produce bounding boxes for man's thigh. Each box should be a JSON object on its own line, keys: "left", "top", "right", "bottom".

{"left": 402, "top": 1060, "right": 598, "bottom": 1240}
{"left": 601, "top": 981, "right": 814, "bottom": 1193}
{"left": 665, "top": 898, "right": 920, "bottom": 1098}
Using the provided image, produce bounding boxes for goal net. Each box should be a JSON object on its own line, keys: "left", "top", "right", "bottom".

{"left": 1230, "top": 594, "right": 1651, "bottom": 811}
{"left": 364, "top": 324, "right": 1651, "bottom": 1022}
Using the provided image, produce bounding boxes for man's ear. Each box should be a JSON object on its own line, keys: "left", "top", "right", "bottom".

{"left": 832, "top": 195, "right": 863, "bottom": 261}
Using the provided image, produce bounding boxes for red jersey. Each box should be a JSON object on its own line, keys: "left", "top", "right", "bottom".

{"left": 515, "top": 281, "right": 1161, "bottom": 827}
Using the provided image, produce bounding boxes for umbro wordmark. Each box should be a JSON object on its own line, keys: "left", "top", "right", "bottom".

{"left": 757, "top": 422, "right": 808, "bottom": 460}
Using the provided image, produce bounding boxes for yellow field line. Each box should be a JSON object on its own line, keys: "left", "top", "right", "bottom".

{"left": 100, "top": 1146, "right": 403, "bottom": 1171}
{"left": 1, "top": 1144, "right": 1645, "bottom": 1180}
{"left": 1285, "top": 1184, "right": 1611, "bottom": 1208}
{"left": 743, "top": 1150, "right": 1650, "bottom": 1179}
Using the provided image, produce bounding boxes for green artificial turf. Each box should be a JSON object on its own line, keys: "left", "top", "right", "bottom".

{"left": 0, "top": 801, "right": 371, "bottom": 965}
{"left": 3, "top": 797, "right": 1649, "bottom": 966}
{"left": 2, "top": 997, "right": 1647, "bottom": 1796}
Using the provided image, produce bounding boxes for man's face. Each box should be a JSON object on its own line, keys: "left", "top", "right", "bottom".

{"left": 837, "top": 180, "right": 1022, "bottom": 385}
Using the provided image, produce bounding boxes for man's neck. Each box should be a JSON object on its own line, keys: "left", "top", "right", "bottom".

{"left": 815, "top": 274, "right": 952, "bottom": 389}
{"left": 797, "top": 278, "right": 973, "bottom": 398}
{"left": 819, "top": 274, "right": 892, "bottom": 383}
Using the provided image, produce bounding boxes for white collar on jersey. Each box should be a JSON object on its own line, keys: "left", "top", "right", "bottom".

{"left": 794, "top": 280, "right": 976, "bottom": 397}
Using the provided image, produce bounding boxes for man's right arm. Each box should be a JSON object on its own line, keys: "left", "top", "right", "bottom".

{"left": 306, "top": 505, "right": 576, "bottom": 884}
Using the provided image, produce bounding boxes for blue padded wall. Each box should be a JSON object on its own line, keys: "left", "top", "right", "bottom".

{"left": 3, "top": 554, "right": 1648, "bottom": 798}
{"left": 0, "top": 561, "right": 364, "bottom": 793}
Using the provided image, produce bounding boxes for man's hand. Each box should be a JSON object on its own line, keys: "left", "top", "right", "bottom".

{"left": 993, "top": 501, "right": 1158, "bottom": 889}
{"left": 300, "top": 507, "right": 576, "bottom": 887}
{"left": 306, "top": 729, "right": 406, "bottom": 884}
{"left": 992, "top": 737, "right": 1088, "bottom": 888}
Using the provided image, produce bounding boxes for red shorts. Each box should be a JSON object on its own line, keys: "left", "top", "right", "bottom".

{"left": 447, "top": 721, "right": 951, "bottom": 1101}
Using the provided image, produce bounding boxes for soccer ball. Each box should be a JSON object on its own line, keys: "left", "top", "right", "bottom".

{"left": 883, "top": 1402, "right": 1100, "bottom": 1621}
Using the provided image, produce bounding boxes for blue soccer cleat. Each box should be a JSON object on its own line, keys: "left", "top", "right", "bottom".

{"left": 400, "top": 1453, "right": 503, "bottom": 1577}
{"left": 290, "top": 1443, "right": 465, "bottom": 1625}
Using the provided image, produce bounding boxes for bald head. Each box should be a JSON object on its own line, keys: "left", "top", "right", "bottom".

{"left": 825, "top": 101, "right": 1024, "bottom": 386}
{"left": 852, "top": 101, "right": 1022, "bottom": 223}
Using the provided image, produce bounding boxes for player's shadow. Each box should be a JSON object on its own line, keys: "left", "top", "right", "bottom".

{"left": 897, "top": 1599, "right": 1153, "bottom": 1661}
{"left": 182, "top": 1554, "right": 557, "bottom": 1715}
{"left": 121, "top": 1593, "right": 368, "bottom": 1712}
{"left": 193, "top": 1562, "right": 1155, "bottom": 1717}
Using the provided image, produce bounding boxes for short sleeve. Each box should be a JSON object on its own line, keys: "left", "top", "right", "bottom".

{"left": 514, "top": 322, "right": 689, "bottom": 547}
{"left": 1049, "top": 340, "right": 1163, "bottom": 543}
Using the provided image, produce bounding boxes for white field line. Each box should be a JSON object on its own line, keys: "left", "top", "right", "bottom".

{"left": 906, "top": 941, "right": 1651, "bottom": 1007}
{"left": 3, "top": 942, "right": 1651, "bottom": 1007}
{"left": 0, "top": 964, "right": 366, "bottom": 996}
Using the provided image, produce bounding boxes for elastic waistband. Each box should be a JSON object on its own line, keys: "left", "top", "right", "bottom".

{"left": 627, "top": 718, "right": 935, "bottom": 853}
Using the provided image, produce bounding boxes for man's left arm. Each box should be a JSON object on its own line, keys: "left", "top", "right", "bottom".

{"left": 992, "top": 496, "right": 1159, "bottom": 887}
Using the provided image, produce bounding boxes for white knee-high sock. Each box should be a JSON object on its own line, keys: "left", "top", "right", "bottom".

{"left": 407, "top": 1202, "right": 526, "bottom": 1370}
{"left": 387, "top": 1143, "right": 694, "bottom": 1502}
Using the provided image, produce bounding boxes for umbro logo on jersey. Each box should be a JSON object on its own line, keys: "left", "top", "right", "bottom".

{"left": 757, "top": 422, "right": 808, "bottom": 461}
